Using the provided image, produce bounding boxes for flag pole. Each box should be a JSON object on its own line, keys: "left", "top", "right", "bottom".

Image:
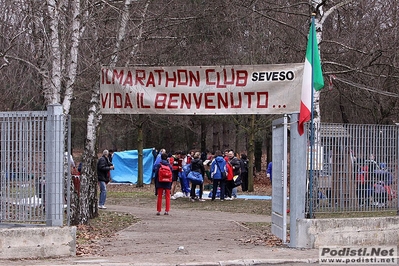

{"left": 309, "top": 14, "right": 316, "bottom": 218}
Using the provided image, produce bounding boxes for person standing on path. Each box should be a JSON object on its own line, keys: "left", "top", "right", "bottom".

{"left": 228, "top": 150, "right": 241, "bottom": 199}
{"left": 224, "top": 154, "right": 234, "bottom": 199}
{"left": 154, "top": 153, "right": 173, "bottom": 215}
{"left": 152, "top": 148, "right": 166, "bottom": 196}
{"left": 170, "top": 151, "right": 182, "bottom": 199}
{"left": 240, "top": 153, "right": 249, "bottom": 192}
{"left": 210, "top": 150, "right": 227, "bottom": 201}
{"left": 97, "top": 149, "right": 114, "bottom": 209}
{"left": 179, "top": 151, "right": 191, "bottom": 197}
{"left": 189, "top": 151, "right": 206, "bottom": 202}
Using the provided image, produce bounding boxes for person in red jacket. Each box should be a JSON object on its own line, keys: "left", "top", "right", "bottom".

{"left": 185, "top": 150, "right": 194, "bottom": 165}
{"left": 224, "top": 155, "right": 234, "bottom": 200}
{"left": 154, "top": 153, "right": 173, "bottom": 215}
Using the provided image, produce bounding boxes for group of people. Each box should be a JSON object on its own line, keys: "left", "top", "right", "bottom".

{"left": 93, "top": 147, "right": 250, "bottom": 214}
{"left": 209, "top": 149, "right": 248, "bottom": 201}
{"left": 152, "top": 148, "right": 250, "bottom": 215}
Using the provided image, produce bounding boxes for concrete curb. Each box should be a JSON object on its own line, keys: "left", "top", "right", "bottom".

{"left": 179, "top": 258, "right": 319, "bottom": 266}
{"left": 54, "top": 258, "right": 320, "bottom": 266}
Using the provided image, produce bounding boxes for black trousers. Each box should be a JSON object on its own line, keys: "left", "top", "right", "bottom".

{"left": 241, "top": 172, "right": 248, "bottom": 192}
{"left": 190, "top": 182, "right": 203, "bottom": 199}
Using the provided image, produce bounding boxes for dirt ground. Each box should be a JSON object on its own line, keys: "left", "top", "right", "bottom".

{"left": 71, "top": 177, "right": 301, "bottom": 265}
{"left": 1, "top": 173, "right": 320, "bottom": 266}
{"left": 93, "top": 205, "right": 276, "bottom": 264}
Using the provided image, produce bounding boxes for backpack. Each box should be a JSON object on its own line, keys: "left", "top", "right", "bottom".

{"left": 158, "top": 164, "right": 172, "bottom": 182}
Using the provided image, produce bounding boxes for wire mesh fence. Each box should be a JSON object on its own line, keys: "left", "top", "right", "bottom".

{"left": 306, "top": 123, "right": 398, "bottom": 215}
{"left": 0, "top": 111, "right": 70, "bottom": 225}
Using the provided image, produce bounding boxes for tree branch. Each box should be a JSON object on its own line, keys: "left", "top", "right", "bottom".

{"left": 320, "top": 0, "right": 355, "bottom": 24}
{"left": 5, "top": 55, "right": 49, "bottom": 79}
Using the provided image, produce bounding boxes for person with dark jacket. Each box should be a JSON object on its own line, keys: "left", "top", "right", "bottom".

{"left": 225, "top": 150, "right": 241, "bottom": 200}
{"left": 189, "top": 151, "right": 206, "bottom": 202}
{"left": 240, "top": 154, "right": 249, "bottom": 192}
{"left": 210, "top": 150, "right": 227, "bottom": 201}
{"left": 97, "top": 149, "right": 114, "bottom": 209}
{"left": 154, "top": 153, "right": 173, "bottom": 215}
{"left": 169, "top": 151, "right": 182, "bottom": 199}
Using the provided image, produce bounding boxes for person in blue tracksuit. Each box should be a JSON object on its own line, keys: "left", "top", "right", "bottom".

{"left": 210, "top": 150, "right": 227, "bottom": 201}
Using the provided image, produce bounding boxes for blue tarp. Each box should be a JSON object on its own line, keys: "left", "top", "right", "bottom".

{"left": 205, "top": 190, "right": 272, "bottom": 200}
{"left": 236, "top": 195, "right": 272, "bottom": 200}
{"left": 110, "top": 148, "right": 154, "bottom": 184}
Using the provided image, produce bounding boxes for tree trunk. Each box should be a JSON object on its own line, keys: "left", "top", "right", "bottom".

{"left": 254, "top": 138, "right": 263, "bottom": 172}
{"left": 247, "top": 114, "right": 255, "bottom": 192}
{"left": 234, "top": 116, "right": 239, "bottom": 154}
{"left": 200, "top": 119, "right": 207, "bottom": 153}
{"left": 212, "top": 123, "right": 220, "bottom": 152}
{"left": 222, "top": 122, "right": 229, "bottom": 152}
{"left": 46, "top": 0, "right": 85, "bottom": 225}
{"left": 75, "top": 0, "right": 134, "bottom": 224}
{"left": 62, "top": 0, "right": 82, "bottom": 114}
{"left": 77, "top": 82, "right": 101, "bottom": 224}
{"left": 45, "top": 0, "right": 61, "bottom": 105}
{"left": 137, "top": 117, "right": 144, "bottom": 187}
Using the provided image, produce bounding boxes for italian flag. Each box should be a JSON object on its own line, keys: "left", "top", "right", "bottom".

{"left": 298, "top": 22, "right": 324, "bottom": 136}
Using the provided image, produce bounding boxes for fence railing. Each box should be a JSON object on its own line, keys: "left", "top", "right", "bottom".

{"left": 0, "top": 106, "right": 69, "bottom": 226}
{"left": 306, "top": 123, "right": 398, "bottom": 215}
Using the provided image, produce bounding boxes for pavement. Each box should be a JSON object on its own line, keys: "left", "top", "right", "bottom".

{"left": 0, "top": 199, "right": 320, "bottom": 266}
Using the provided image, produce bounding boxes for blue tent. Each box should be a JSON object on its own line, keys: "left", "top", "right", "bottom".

{"left": 110, "top": 148, "right": 154, "bottom": 184}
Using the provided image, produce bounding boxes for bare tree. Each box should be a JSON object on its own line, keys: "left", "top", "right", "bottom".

{"left": 321, "top": 0, "right": 399, "bottom": 124}
{"left": 3, "top": 0, "right": 399, "bottom": 225}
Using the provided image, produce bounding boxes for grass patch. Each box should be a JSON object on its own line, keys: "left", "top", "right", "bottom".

{"left": 106, "top": 185, "right": 395, "bottom": 218}
{"left": 107, "top": 191, "right": 153, "bottom": 198}
{"left": 171, "top": 197, "right": 272, "bottom": 215}
{"left": 315, "top": 210, "right": 397, "bottom": 219}
{"left": 106, "top": 186, "right": 272, "bottom": 216}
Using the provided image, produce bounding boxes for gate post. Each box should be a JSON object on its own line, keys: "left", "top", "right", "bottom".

{"left": 46, "top": 104, "right": 64, "bottom": 226}
{"left": 289, "top": 113, "right": 307, "bottom": 247}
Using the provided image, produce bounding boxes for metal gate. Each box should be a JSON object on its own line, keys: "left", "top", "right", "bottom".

{"left": 271, "top": 115, "right": 289, "bottom": 243}
{"left": 0, "top": 105, "right": 69, "bottom": 226}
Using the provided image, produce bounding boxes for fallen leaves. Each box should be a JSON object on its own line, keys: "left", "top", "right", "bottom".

{"left": 76, "top": 212, "right": 137, "bottom": 256}
{"left": 238, "top": 222, "right": 288, "bottom": 247}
